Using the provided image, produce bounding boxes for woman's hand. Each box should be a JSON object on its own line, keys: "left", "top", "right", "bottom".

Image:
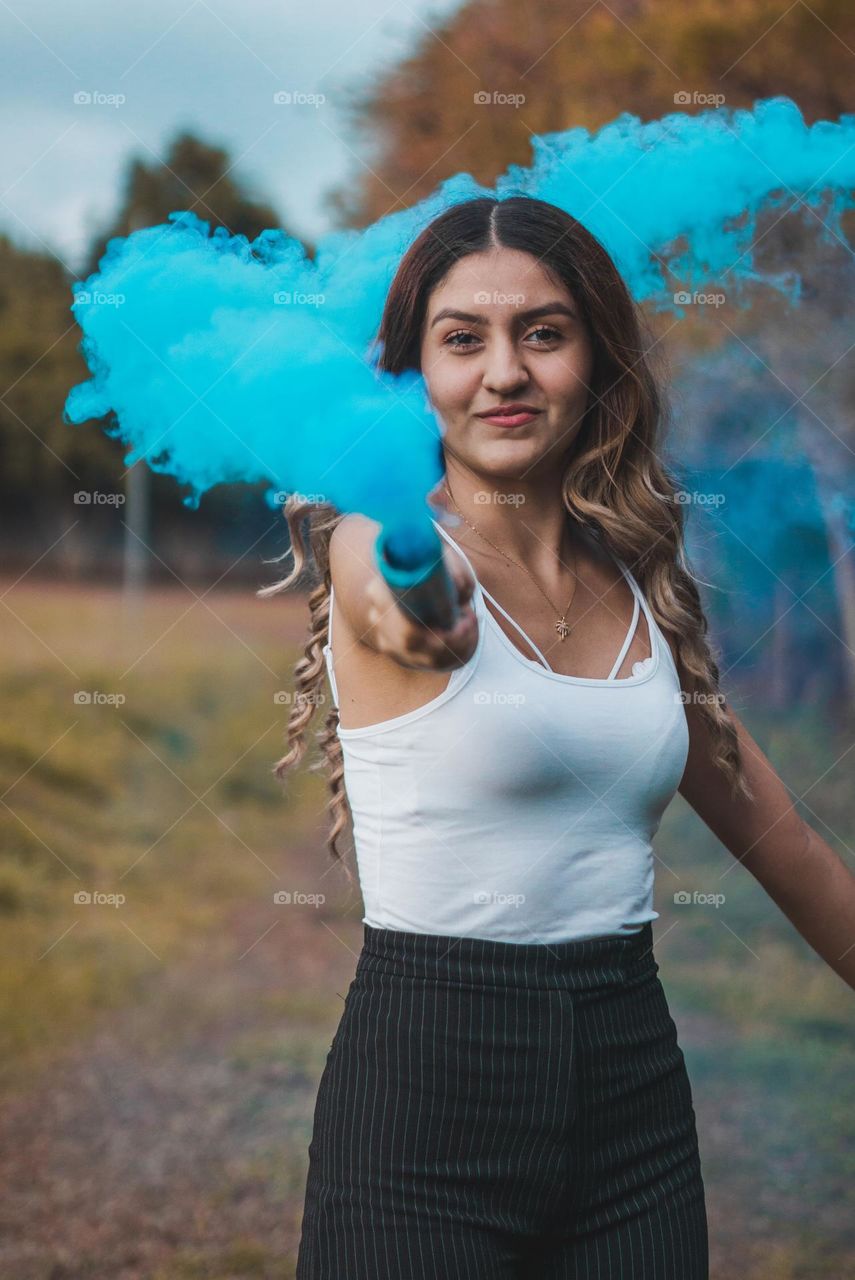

{"left": 364, "top": 541, "right": 479, "bottom": 673}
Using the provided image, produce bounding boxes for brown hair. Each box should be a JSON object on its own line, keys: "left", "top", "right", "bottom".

{"left": 258, "top": 195, "right": 753, "bottom": 872}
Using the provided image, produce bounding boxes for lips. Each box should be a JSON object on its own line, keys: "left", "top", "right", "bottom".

{"left": 476, "top": 404, "right": 541, "bottom": 417}
{"left": 476, "top": 405, "right": 542, "bottom": 427}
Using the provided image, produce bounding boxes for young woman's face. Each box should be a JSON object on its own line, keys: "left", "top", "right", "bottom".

{"left": 419, "top": 247, "right": 594, "bottom": 482}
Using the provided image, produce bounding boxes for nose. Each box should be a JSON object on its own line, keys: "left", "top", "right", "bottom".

{"left": 482, "top": 336, "right": 530, "bottom": 393}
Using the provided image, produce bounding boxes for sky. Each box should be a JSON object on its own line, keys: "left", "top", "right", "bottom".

{"left": 0, "top": 0, "right": 463, "bottom": 276}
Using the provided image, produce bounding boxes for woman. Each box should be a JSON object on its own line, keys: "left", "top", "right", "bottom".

{"left": 260, "top": 196, "right": 855, "bottom": 1278}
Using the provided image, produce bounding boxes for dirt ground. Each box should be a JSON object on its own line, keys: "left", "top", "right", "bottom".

{"left": 1, "top": 865, "right": 851, "bottom": 1280}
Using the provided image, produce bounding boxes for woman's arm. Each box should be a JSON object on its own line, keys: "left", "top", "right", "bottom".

{"left": 677, "top": 687, "right": 855, "bottom": 992}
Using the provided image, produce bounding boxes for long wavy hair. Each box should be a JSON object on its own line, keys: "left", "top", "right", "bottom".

{"left": 257, "top": 194, "right": 754, "bottom": 873}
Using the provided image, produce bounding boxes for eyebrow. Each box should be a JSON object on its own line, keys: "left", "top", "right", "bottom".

{"left": 429, "top": 301, "right": 578, "bottom": 329}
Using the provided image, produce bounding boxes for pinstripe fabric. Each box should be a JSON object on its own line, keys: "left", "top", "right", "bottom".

{"left": 296, "top": 921, "right": 708, "bottom": 1278}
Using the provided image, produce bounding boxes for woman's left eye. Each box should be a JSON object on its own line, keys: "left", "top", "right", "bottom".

{"left": 527, "top": 326, "right": 561, "bottom": 342}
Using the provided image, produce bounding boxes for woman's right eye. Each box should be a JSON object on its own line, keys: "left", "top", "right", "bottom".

{"left": 444, "top": 330, "right": 480, "bottom": 350}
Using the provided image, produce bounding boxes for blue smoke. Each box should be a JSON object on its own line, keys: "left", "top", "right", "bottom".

{"left": 63, "top": 95, "right": 855, "bottom": 592}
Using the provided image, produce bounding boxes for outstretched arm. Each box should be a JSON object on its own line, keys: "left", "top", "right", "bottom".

{"left": 677, "top": 691, "right": 855, "bottom": 992}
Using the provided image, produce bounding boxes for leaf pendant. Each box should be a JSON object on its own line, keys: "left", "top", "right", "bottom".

{"left": 555, "top": 617, "right": 571, "bottom": 640}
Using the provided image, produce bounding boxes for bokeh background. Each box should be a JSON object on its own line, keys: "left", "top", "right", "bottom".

{"left": 1, "top": 2, "right": 853, "bottom": 1277}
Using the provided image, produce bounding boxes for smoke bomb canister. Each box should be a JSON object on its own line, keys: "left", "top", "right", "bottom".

{"left": 374, "top": 520, "right": 460, "bottom": 632}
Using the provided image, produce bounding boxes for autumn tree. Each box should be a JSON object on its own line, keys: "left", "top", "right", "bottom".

{"left": 326, "top": 0, "right": 854, "bottom": 228}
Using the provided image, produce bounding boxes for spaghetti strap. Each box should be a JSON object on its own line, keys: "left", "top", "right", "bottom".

{"left": 323, "top": 585, "right": 340, "bottom": 708}
{"left": 607, "top": 591, "right": 640, "bottom": 680}
{"left": 611, "top": 556, "right": 660, "bottom": 677}
{"left": 432, "top": 517, "right": 554, "bottom": 670}
{"left": 430, "top": 516, "right": 655, "bottom": 682}
{"left": 326, "top": 583, "right": 335, "bottom": 649}
{"left": 431, "top": 518, "right": 479, "bottom": 584}
{"left": 478, "top": 585, "right": 553, "bottom": 671}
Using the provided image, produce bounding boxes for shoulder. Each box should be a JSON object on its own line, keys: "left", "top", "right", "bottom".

{"left": 329, "top": 511, "right": 380, "bottom": 570}
{"left": 328, "top": 513, "right": 380, "bottom": 606}
{"left": 327, "top": 513, "right": 386, "bottom": 656}
{"left": 326, "top": 514, "right": 454, "bottom": 727}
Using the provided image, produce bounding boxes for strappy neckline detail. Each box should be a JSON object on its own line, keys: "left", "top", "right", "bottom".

{"left": 431, "top": 517, "right": 660, "bottom": 687}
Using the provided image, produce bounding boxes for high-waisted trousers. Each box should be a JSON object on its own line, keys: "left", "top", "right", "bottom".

{"left": 295, "top": 920, "right": 708, "bottom": 1278}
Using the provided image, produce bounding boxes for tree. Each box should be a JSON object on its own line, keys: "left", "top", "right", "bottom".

{"left": 0, "top": 130, "right": 292, "bottom": 581}
{"left": 82, "top": 131, "right": 282, "bottom": 279}
{"left": 325, "top": 0, "right": 855, "bottom": 229}
{"left": 0, "top": 233, "right": 116, "bottom": 517}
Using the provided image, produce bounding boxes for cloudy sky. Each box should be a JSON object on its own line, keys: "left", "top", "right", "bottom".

{"left": 0, "top": 0, "right": 462, "bottom": 275}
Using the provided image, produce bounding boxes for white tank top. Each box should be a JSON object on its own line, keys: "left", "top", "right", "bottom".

{"left": 322, "top": 518, "right": 689, "bottom": 944}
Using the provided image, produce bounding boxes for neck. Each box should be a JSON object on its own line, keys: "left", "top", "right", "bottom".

{"left": 436, "top": 464, "right": 579, "bottom": 574}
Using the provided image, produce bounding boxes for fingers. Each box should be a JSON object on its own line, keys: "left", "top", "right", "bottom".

{"left": 395, "top": 606, "right": 478, "bottom": 671}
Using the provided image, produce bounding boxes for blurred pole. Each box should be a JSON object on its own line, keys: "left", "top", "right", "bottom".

{"left": 826, "top": 496, "right": 855, "bottom": 708}
{"left": 769, "top": 577, "right": 789, "bottom": 712}
{"left": 122, "top": 460, "right": 149, "bottom": 639}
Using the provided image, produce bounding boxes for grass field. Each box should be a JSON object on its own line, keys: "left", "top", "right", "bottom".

{"left": 0, "top": 575, "right": 853, "bottom": 1278}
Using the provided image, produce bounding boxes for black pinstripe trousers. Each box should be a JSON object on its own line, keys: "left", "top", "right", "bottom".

{"left": 296, "top": 921, "right": 708, "bottom": 1278}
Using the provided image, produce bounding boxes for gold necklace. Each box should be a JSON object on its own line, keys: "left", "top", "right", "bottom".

{"left": 442, "top": 482, "right": 578, "bottom": 640}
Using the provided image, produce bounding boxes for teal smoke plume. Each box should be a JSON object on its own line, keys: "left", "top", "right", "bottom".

{"left": 63, "top": 96, "right": 855, "bottom": 618}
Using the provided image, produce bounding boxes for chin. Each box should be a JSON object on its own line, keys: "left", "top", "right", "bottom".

{"left": 471, "top": 446, "right": 540, "bottom": 478}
